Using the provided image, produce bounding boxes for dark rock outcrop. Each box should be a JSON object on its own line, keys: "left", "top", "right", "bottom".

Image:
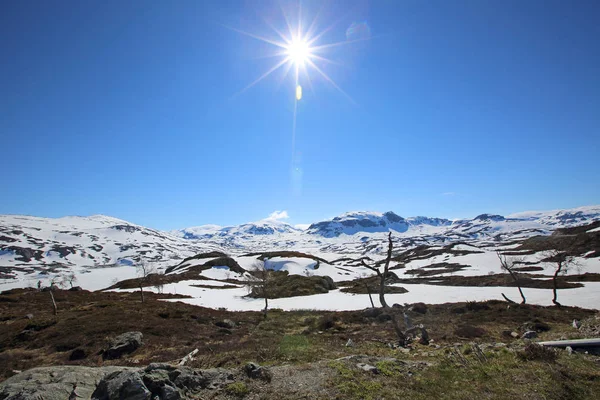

{"left": 103, "top": 332, "right": 143, "bottom": 360}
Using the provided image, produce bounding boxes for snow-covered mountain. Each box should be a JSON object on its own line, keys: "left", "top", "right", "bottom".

{"left": 0, "top": 214, "right": 215, "bottom": 272}
{"left": 306, "top": 211, "right": 453, "bottom": 237}
{"left": 172, "top": 219, "right": 301, "bottom": 240}
{"left": 1, "top": 206, "right": 600, "bottom": 277}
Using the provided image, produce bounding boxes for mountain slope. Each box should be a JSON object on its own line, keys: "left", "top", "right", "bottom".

{"left": 1, "top": 206, "right": 600, "bottom": 278}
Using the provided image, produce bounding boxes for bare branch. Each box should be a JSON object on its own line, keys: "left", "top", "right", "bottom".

{"left": 496, "top": 251, "right": 527, "bottom": 304}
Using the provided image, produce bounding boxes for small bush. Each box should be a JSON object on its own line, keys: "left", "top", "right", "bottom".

{"left": 465, "top": 301, "right": 491, "bottom": 312}
{"left": 410, "top": 302, "right": 428, "bottom": 314}
{"left": 317, "top": 314, "right": 338, "bottom": 331}
{"left": 225, "top": 382, "right": 249, "bottom": 397}
{"left": 454, "top": 325, "right": 487, "bottom": 338}
{"left": 521, "top": 319, "right": 551, "bottom": 333}
{"left": 278, "top": 335, "right": 311, "bottom": 360}
{"left": 517, "top": 343, "right": 558, "bottom": 362}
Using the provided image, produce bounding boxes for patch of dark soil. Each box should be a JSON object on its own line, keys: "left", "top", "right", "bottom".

{"left": 168, "top": 251, "right": 229, "bottom": 272}
{"left": 247, "top": 271, "right": 337, "bottom": 299}
{"left": 338, "top": 274, "right": 408, "bottom": 294}
{"left": 396, "top": 273, "right": 583, "bottom": 289}
{"left": 454, "top": 325, "right": 487, "bottom": 338}
{"left": 49, "top": 245, "right": 77, "bottom": 258}
{"left": 387, "top": 243, "right": 484, "bottom": 265}
{"left": 564, "top": 273, "right": 600, "bottom": 282}
{"left": 243, "top": 251, "right": 329, "bottom": 266}
{"left": 2, "top": 246, "right": 44, "bottom": 262}
{"left": 514, "top": 224, "right": 600, "bottom": 257}
{"left": 404, "top": 262, "right": 469, "bottom": 277}
{"left": 513, "top": 266, "right": 544, "bottom": 272}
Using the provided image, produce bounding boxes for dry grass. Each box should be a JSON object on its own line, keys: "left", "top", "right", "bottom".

{"left": 0, "top": 287, "right": 597, "bottom": 398}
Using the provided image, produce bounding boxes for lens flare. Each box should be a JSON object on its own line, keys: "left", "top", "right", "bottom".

{"left": 296, "top": 85, "right": 302, "bottom": 100}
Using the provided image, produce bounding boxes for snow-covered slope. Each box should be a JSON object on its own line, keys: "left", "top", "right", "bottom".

{"left": 172, "top": 219, "right": 301, "bottom": 239}
{"left": 2, "top": 205, "right": 599, "bottom": 277}
{"left": 0, "top": 214, "right": 215, "bottom": 272}
{"left": 2, "top": 206, "right": 600, "bottom": 310}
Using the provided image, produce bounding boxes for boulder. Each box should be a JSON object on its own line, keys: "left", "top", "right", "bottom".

{"left": 0, "top": 366, "right": 131, "bottom": 400}
{"left": 356, "top": 363, "right": 379, "bottom": 374}
{"left": 244, "top": 362, "right": 272, "bottom": 382}
{"left": 521, "top": 331, "right": 538, "bottom": 339}
{"left": 103, "top": 331, "right": 143, "bottom": 360}
{"left": 69, "top": 348, "right": 87, "bottom": 361}
{"left": 92, "top": 370, "right": 151, "bottom": 400}
{"left": 69, "top": 286, "right": 84, "bottom": 291}
{"left": 0, "top": 364, "right": 235, "bottom": 400}
{"left": 215, "top": 319, "right": 236, "bottom": 329}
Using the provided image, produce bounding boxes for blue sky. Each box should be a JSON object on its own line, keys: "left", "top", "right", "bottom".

{"left": 1, "top": 0, "right": 599, "bottom": 230}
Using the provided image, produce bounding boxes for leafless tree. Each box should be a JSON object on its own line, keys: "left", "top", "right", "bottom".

{"left": 543, "top": 250, "right": 580, "bottom": 307}
{"left": 360, "top": 232, "right": 395, "bottom": 309}
{"left": 61, "top": 272, "right": 78, "bottom": 289}
{"left": 244, "top": 261, "right": 274, "bottom": 319}
{"left": 497, "top": 252, "right": 527, "bottom": 304}
{"left": 136, "top": 261, "right": 156, "bottom": 303}
{"left": 361, "top": 232, "right": 429, "bottom": 346}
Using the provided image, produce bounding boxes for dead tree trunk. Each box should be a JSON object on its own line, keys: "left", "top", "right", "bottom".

{"left": 49, "top": 290, "right": 57, "bottom": 316}
{"left": 552, "top": 262, "right": 563, "bottom": 307}
{"left": 361, "top": 233, "right": 410, "bottom": 345}
{"left": 139, "top": 282, "right": 145, "bottom": 304}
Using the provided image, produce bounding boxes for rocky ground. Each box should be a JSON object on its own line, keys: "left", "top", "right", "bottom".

{"left": 1, "top": 288, "right": 600, "bottom": 399}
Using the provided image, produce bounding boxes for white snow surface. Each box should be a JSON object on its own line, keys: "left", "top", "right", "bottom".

{"left": 2, "top": 205, "right": 600, "bottom": 310}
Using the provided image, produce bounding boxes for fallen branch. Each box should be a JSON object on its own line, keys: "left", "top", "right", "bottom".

{"left": 178, "top": 348, "right": 199, "bottom": 366}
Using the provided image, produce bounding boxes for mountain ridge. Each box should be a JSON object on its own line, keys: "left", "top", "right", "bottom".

{"left": 1, "top": 205, "right": 599, "bottom": 273}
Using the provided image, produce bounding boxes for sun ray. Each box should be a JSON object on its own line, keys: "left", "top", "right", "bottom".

{"left": 231, "top": 57, "right": 291, "bottom": 99}
{"left": 309, "top": 53, "right": 345, "bottom": 67}
{"left": 301, "top": 63, "right": 315, "bottom": 95}
{"left": 222, "top": 24, "right": 288, "bottom": 49}
{"left": 303, "top": 2, "right": 325, "bottom": 41}
{"left": 258, "top": 11, "right": 291, "bottom": 45}
{"left": 307, "top": 59, "right": 356, "bottom": 105}
{"left": 275, "top": 59, "right": 295, "bottom": 91}
{"left": 279, "top": 1, "right": 295, "bottom": 44}
{"left": 311, "top": 35, "right": 375, "bottom": 52}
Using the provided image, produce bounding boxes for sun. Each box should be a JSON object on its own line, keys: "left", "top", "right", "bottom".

{"left": 286, "top": 38, "right": 311, "bottom": 66}
{"left": 225, "top": 3, "right": 368, "bottom": 103}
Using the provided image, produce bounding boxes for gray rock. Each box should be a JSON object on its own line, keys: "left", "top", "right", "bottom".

{"left": 69, "top": 348, "right": 87, "bottom": 361}
{"left": 24, "top": 314, "right": 34, "bottom": 320}
{"left": 521, "top": 331, "right": 538, "bottom": 339}
{"left": 0, "top": 366, "right": 131, "bottom": 400}
{"left": 345, "top": 339, "right": 354, "bottom": 347}
{"left": 160, "top": 384, "right": 181, "bottom": 400}
{"left": 573, "top": 319, "right": 581, "bottom": 329}
{"left": 215, "top": 319, "right": 236, "bottom": 329}
{"left": 356, "top": 363, "right": 379, "bottom": 374}
{"left": 1, "top": 364, "right": 234, "bottom": 400}
{"left": 510, "top": 331, "right": 519, "bottom": 338}
{"left": 92, "top": 370, "right": 151, "bottom": 400}
{"left": 169, "top": 367, "right": 232, "bottom": 391}
{"left": 244, "top": 362, "right": 272, "bottom": 382}
{"left": 103, "top": 331, "right": 143, "bottom": 360}
{"left": 566, "top": 346, "right": 573, "bottom": 355}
